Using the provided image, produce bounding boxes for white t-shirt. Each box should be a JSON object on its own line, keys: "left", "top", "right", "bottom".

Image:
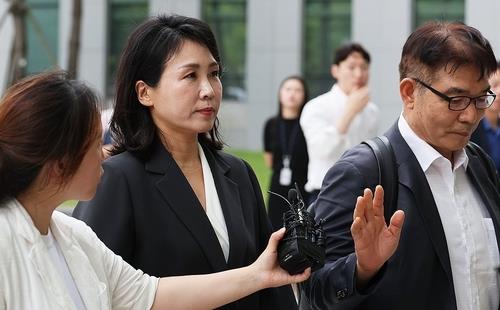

{"left": 41, "top": 230, "right": 86, "bottom": 310}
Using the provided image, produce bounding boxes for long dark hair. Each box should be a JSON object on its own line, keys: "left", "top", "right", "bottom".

{"left": 277, "top": 75, "right": 309, "bottom": 118}
{"left": 0, "top": 71, "right": 101, "bottom": 204}
{"left": 110, "top": 14, "right": 224, "bottom": 159}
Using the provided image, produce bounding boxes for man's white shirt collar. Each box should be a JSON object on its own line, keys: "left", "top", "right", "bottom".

{"left": 398, "top": 113, "right": 468, "bottom": 171}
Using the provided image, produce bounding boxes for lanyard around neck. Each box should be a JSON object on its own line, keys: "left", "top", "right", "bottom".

{"left": 279, "top": 119, "right": 300, "bottom": 157}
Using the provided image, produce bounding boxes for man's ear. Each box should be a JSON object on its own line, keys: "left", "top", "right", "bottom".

{"left": 330, "top": 64, "right": 338, "bottom": 80}
{"left": 135, "top": 81, "right": 153, "bottom": 107}
{"left": 400, "top": 78, "right": 417, "bottom": 110}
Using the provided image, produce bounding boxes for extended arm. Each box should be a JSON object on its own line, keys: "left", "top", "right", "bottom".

{"left": 305, "top": 146, "right": 403, "bottom": 309}
{"left": 263, "top": 152, "right": 273, "bottom": 168}
{"left": 151, "top": 229, "right": 310, "bottom": 310}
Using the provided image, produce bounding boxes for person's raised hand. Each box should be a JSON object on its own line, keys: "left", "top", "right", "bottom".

{"left": 350, "top": 185, "right": 405, "bottom": 288}
{"left": 346, "top": 86, "right": 370, "bottom": 116}
{"left": 251, "top": 228, "right": 311, "bottom": 289}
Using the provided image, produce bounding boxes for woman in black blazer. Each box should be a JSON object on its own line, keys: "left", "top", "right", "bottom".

{"left": 73, "top": 15, "right": 298, "bottom": 310}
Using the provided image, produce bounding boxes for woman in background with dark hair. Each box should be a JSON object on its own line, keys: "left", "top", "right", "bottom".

{"left": 263, "top": 76, "right": 309, "bottom": 230}
{"left": 0, "top": 71, "right": 309, "bottom": 309}
{"left": 73, "top": 14, "right": 299, "bottom": 309}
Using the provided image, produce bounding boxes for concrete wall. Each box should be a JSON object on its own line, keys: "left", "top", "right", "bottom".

{"left": 353, "top": 0, "right": 412, "bottom": 135}
{"left": 466, "top": 0, "right": 500, "bottom": 57}
{"left": 2, "top": 0, "right": 499, "bottom": 150}
{"left": 227, "top": 0, "right": 302, "bottom": 150}
{"left": 0, "top": 2, "right": 13, "bottom": 91}
{"left": 78, "top": 0, "right": 107, "bottom": 96}
{"left": 150, "top": 0, "right": 200, "bottom": 17}
{"left": 59, "top": 0, "right": 71, "bottom": 71}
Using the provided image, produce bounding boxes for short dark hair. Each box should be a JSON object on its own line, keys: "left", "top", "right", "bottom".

{"left": 110, "top": 14, "right": 224, "bottom": 159}
{"left": 399, "top": 21, "right": 497, "bottom": 82}
{"left": 333, "top": 43, "right": 371, "bottom": 65}
{"left": 0, "top": 71, "right": 101, "bottom": 204}
{"left": 277, "top": 75, "right": 309, "bottom": 118}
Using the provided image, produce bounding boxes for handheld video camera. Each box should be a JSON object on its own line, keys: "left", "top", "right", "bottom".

{"left": 275, "top": 184, "right": 326, "bottom": 275}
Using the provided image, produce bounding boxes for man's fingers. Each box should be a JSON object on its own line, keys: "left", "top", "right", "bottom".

{"left": 353, "top": 196, "right": 366, "bottom": 222}
{"left": 388, "top": 210, "right": 405, "bottom": 238}
{"left": 351, "top": 216, "right": 364, "bottom": 240}
{"left": 363, "top": 188, "right": 375, "bottom": 220}
{"left": 372, "top": 185, "right": 385, "bottom": 217}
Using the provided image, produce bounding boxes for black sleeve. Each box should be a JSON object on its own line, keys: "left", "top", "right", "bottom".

{"left": 72, "top": 160, "right": 135, "bottom": 264}
{"left": 263, "top": 118, "right": 275, "bottom": 152}
{"left": 305, "top": 145, "right": 386, "bottom": 309}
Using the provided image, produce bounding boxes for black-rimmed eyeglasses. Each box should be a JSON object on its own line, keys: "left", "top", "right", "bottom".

{"left": 413, "top": 78, "right": 496, "bottom": 111}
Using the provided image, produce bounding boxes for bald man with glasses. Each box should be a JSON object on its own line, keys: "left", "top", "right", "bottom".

{"left": 303, "top": 21, "right": 500, "bottom": 310}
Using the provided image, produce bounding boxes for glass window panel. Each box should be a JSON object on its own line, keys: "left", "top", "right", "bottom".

{"left": 303, "top": 0, "right": 351, "bottom": 98}
{"left": 107, "top": 0, "right": 148, "bottom": 96}
{"left": 414, "top": 0, "right": 464, "bottom": 29}
{"left": 202, "top": 0, "right": 247, "bottom": 101}
{"left": 26, "top": 0, "right": 58, "bottom": 74}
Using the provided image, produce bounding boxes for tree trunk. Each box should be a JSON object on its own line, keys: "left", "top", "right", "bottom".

{"left": 67, "top": 0, "right": 81, "bottom": 79}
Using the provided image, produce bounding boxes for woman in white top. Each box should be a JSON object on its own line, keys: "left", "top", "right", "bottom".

{"left": 0, "top": 71, "right": 310, "bottom": 310}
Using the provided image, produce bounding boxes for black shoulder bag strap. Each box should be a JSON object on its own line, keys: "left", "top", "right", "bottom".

{"left": 466, "top": 141, "right": 500, "bottom": 191}
{"left": 362, "top": 136, "right": 398, "bottom": 226}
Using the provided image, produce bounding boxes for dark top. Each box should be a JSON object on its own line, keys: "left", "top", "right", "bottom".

{"left": 263, "top": 117, "right": 309, "bottom": 229}
{"left": 471, "top": 117, "right": 500, "bottom": 175}
{"left": 303, "top": 122, "right": 500, "bottom": 310}
{"left": 102, "top": 129, "right": 112, "bottom": 145}
{"left": 73, "top": 139, "right": 298, "bottom": 310}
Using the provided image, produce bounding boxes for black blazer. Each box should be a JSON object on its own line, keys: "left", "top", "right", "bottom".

{"left": 73, "top": 140, "right": 297, "bottom": 310}
{"left": 304, "top": 122, "right": 500, "bottom": 310}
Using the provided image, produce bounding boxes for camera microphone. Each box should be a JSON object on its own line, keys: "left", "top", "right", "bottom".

{"left": 288, "top": 188, "right": 299, "bottom": 205}
{"left": 272, "top": 184, "right": 325, "bottom": 275}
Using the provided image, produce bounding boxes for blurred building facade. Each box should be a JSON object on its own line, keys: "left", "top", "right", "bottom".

{"left": 1, "top": 0, "right": 499, "bottom": 150}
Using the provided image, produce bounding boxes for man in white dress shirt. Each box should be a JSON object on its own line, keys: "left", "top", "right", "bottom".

{"left": 303, "top": 21, "right": 500, "bottom": 310}
{"left": 300, "top": 43, "right": 378, "bottom": 204}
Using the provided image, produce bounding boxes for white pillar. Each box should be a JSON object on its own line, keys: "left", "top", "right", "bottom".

{"left": 149, "top": 0, "right": 200, "bottom": 17}
{"left": 0, "top": 1, "right": 14, "bottom": 92}
{"left": 352, "top": 0, "right": 413, "bottom": 134}
{"left": 78, "top": 0, "right": 107, "bottom": 97}
{"left": 58, "top": 0, "right": 70, "bottom": 70}
{"left": 240, "top": 0, "right": 302, "bottom": 150}
{"left": 465, "top": 0, "right": 500, "bottom": 58}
